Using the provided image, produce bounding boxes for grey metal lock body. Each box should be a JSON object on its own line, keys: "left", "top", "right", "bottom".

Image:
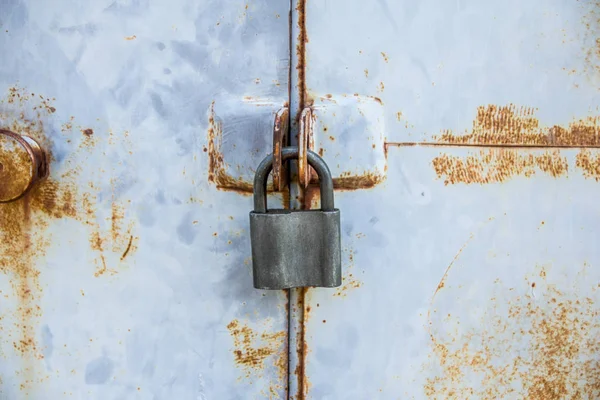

{"left": 250, "top": 147, "right": 342, "bottom": 289}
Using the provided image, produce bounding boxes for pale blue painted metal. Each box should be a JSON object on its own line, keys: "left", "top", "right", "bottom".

{"left": 296, "top": 0, "right": 600, "bottom": 399}
{"left": 0, "top": 0, "right": 289, "bottom": 398}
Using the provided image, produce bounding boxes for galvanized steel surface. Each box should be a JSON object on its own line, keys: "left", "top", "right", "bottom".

{"left": 0, "top": 0, "right": 289, "bottom": 398}
{"left": 296, "top": 0, "right": 600, "bottom": 399}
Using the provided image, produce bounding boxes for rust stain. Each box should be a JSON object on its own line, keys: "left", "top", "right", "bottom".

{"left": 425, "top": 268, "right": 600, "bottom": 399}
{"left": 226, "top": 319, "right": 286, "bottom": 382}
{"left": 432, "top": 149, "right": 569, "bottom": 185}
{"left": 334, "top": 248, "right": 362, "bottom": 298}
{"left": 293, "top": 286, "right": 310, "bottom": 400}
{"left": 81, "top": 128, "right": 93, "bottom": 136}
{"left": 380, "top": 52, "right": 389, "bottom": 63}
{"left": 120, "top": 235, "right": 134, "bottom": 261}
{"left": 296, "top": 0, "right": 308, "bottom": 117}
{"left": 428, "top": 104, "right": 600, "bottom": 184}
{"left": 333, "top": 171, "right": 385, "bottom": 190}
{"left": 576, "top": 149, "right": 600, "bottom": 180}
{"left": 206, "top": 102, "right": 252, "bottom": 194}
{"left": 434, "top": 105, "right": 600, "bottom": 146}
{"left": 0, "top": 87, "right": 84, "bottom": 392}
{"left": 207, "top": 102, "right": 283, "bottom": 195}
{"left": 124, "top": 35, "right": 137, "bottom": 41}
{"left": 581, "top": 2, "right": 600, "bottom": 82}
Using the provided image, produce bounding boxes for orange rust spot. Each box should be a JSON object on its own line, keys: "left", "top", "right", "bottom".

{"left": 81, "top": 128, "right": 93, "bottom": 136}
{"left": 582, "top": 5, "right": 600, "bottom": 82}
{"left": 226, "top": 319, "right": 286, "bottom": 382}
{"left": 380, "top": 52, "right": 389, "bottom": 63}
{"left": 432, "top": 149, "right": 569, "bottom": 185}
{"left": 378, "top": 82, "right": 385, "bottom": 92}
{"left": 396, "top": 111, "right": 403, "bottom": 121}
{"left": 333, "top": 171, "right": 385, "bottom": 190}
{"left": 124, "top": 35, "right": 137, "bottom": 41}
{"left": 532, "top": 282, "right": 536, "bottom": 288}
{"left": 435, "top": 105, "right": 600, "bottom": 146}
{"left": 364, "top": 69, "right": 369, "bottom": 77}
{"left": 328, "top": 136, "right": 335, "bottom": 141}
{"left": 425, "top": 280, "right": 600, "bottom": 398}
{"left": 576, "top": 149, "right": 600, "bottom": 180}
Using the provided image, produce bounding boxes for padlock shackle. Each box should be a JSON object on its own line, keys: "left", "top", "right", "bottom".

{"left": 253, "top": 147, "right": 335, "bottom": 213}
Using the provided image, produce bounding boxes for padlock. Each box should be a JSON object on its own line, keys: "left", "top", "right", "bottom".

{"left": 250, "top": 147, "right": 341, "bottom": 289}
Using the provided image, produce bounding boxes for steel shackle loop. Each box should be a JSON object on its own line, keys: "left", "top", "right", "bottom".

{"left": 253, "top": 147, "right": 335, "bottom": 213}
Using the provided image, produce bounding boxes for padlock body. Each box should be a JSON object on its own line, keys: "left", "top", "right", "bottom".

{"left": 249, "top": 209, "right": 342, "bottom": 289}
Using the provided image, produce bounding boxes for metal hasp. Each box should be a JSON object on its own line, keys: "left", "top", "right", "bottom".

{"left": 250, "top": 147, "right": 342, "bottom": 289}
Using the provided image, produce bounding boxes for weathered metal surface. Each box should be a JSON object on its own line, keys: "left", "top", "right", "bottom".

{"left": 0, "top": 0, "right": 289, "bottom": 398}
{"left": 297, "top": 0, "right": 600, "bottom": 398}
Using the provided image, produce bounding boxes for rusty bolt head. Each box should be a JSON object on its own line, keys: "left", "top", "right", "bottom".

{"left": 0, "top": 129, "right": 47, "bottom": 203}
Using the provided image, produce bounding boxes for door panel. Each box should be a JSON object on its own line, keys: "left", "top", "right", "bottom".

{"left": 300, "top": 1, "right": 600, "bottom": 398}
{"left": 0, "top": 0, "right": 289, "bottom": 398}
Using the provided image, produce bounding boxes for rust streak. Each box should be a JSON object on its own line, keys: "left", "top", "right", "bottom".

{"left": 294, "top": 287, "right": 309, "bottom": 400}
{"left": 296, "top": 0, "right": 307, "bottom": 115}
{"left": 120, "top": 235, "right": 134, "bottom": 261}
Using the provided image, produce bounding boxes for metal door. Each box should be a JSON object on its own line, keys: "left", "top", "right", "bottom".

{"left": 0, "top": 0, "right": 290, "bottom": 398}
{"left": 292, "top": 0, "right": 600, "bottom": 399}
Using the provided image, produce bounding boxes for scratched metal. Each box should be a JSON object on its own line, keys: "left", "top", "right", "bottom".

{"left": 0, "top": 0, "right": 289, "bottom": 398}
{"left": 298, "top": 0, "right": 600, "bottom": 398}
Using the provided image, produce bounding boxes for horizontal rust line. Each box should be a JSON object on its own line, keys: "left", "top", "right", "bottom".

{"left": 385, "top": 142, "right": 600, "bottom": 149}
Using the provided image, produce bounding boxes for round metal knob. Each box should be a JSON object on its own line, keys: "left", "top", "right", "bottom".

{"left": 0, "top": 129, "right": 47, "bottom": 203}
